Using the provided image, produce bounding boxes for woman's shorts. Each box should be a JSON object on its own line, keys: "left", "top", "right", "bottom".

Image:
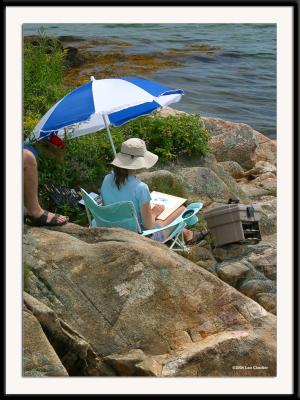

{"left": 23, "top": 143, "right": 39, "bottom": 160}
{"left": 151, "top": 224, "right": 165, "bottom": 242}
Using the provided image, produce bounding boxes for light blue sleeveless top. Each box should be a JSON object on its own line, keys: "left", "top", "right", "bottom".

{"left": 100, "top": 172, "right": 151, "bottom": 225}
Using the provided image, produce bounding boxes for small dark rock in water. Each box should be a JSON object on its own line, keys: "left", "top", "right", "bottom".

{"left": 65, "top": 46, "right": 86, "bottom": 68}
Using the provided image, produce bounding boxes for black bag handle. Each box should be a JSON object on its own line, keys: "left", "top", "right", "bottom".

{"left": 246, "top": 206, "right": 255, "bottom": 219}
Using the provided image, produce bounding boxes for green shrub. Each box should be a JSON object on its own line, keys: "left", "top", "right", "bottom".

{"left": 64, "top": 129, "right": 125, "bottom": 186}
{"left": 23, "top": 29, "right": 67, "bottom": 139}
{"left": 118, "top": 113, "right": 211, "bottom": 163}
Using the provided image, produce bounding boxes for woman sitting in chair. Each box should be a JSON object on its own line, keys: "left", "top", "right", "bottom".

{"left": 100, "top": 138, "right": 208, "bottom": 244}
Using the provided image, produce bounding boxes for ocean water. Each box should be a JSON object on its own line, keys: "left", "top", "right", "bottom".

{"left": 23, "top": 23, "right": 276, "bottom": 138}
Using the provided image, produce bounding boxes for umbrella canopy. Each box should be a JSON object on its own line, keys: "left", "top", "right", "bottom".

{"left": 30, "top": 77, "right": 184, "bottom": 156}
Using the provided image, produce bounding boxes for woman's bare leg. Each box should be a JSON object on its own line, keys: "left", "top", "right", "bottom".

{"left": 23, "top": 149, "right": 67, "bottom": 223}
{"left": 23, "top": 149, "right": 44, "bottom": 217}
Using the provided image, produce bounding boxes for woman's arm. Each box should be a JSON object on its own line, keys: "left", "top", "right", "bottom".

{"left": 141, "top": 202, "right": 165, "bottom": 229}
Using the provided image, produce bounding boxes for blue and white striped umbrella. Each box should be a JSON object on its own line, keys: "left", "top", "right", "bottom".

{"left": 31, "top": 76, "right": 184, "bottom": 156}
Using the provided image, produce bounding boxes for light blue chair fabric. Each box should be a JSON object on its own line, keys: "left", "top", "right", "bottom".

{"left": 81, "top": 188, "right": 203, "bottom": 252}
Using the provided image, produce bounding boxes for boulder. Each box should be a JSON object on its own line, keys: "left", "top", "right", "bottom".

{"left": 217, "top": 262, "right": 251, "bottom": 286}
{"left": 23, "top": 306, "right": 68, "bottom": 376}
{"left": 185, "top": 245, "right": 218, "bottom": 275}
{"left": 179, "top": 167, "right": 245, "bottom": 205}
{"left": 202, "top": 117, "right": 257, "bottom": 170}
{"left": 251, "top": 173, "right": 277, "bottom": 192}
{"left": 244, "top": 161, "right": 277, "bottom": 178}
{"left": 239, "top": 279, "right": 276, "bottom": 300}
{"left": 24, "top": 292, "right": 113, "bottom": 376}
{"left": 252, "top": 130, "right": 277, "bottom": 166}
{"left": 104, "top": 349, "right": 147, "bottom": 376}
{"left": 253, "top": 196, "right": 277, "bottom": 236}
{"left": 255, "top": 293, "right": 277, "bottom": 315}
{"left": 176, "top": 153, "right": 218, "bottom": 171}
{"left": 23, "top": 223, "right": 276, "bottom": 376}
{"left": 156, "top": 107, "right": 187, "bottom": 117}
{"left": 237, "top": 174, "right": 277, "bottom": 199}
{"left": 213, "top": 235, "right": 276, "bottom": 262}
{"left": 247, "top": 246, "right": 277, "bottom": 281}
{"left": 236, "top": 180, "right": 270, "bottom": 198}
{"left": 212, "top": 238, "right": 276, "bottom": 314}
{"left": 137, "top": 169, "right": 189, "bottom": 196}
{"left": 218, "top": 161, "right": 245, "bottom": 179}
{"left": 214, "top": 164, "right": 249, "bottom": 203}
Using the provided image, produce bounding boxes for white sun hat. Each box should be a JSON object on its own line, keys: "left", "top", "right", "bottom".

{"left": 111, "top": 138, "right": 158, "bottom": 170}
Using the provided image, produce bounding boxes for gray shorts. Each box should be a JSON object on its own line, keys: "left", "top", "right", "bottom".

{"left": 151, "top": 224, "right": 165, "bottom": 242}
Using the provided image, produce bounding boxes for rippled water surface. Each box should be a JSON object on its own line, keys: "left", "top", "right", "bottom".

{"left": 23, "top": 23, "right": 276, "bottom": 138}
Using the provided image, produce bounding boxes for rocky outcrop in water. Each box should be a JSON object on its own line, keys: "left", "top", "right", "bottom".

{"left": 26, "top": 35, "right": 224, "bottom": 87}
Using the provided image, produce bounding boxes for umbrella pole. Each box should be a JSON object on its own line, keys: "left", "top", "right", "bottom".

{"left": 103, "top": 114, "right": 117, "bottom": 157}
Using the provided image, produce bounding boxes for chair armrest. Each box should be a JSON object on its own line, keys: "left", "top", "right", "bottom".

{"left": 142, "top": 218, "right": 186, "bottom": 236}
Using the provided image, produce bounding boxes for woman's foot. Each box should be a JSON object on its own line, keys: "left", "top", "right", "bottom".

{"left": 185, "top": 230, "right": 209, "bottom": 245}
{"left": 26, "top": 210, "right": 69, "bottom": 226}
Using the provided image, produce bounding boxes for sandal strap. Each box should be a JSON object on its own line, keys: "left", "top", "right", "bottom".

{"left": 27, "top": 210, "right": 49, "bottom": 226}
{"left": 48, "top": 213, "right": 61, "bottom": 225}
{"left": 25, "top": 211, "right": 68, "bottom": 227}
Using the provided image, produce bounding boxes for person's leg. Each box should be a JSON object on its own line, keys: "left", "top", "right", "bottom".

{"left": 23, "top": 149, "right": 43, "bottom": 218}
{"left": 155, "top": 206, "right": 193, "bottom": 241}
{"left": 23, "top": 149, "right": 68, "bottom": 224}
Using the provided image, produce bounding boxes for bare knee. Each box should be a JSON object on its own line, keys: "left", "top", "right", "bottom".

{"left": 23, "top": 149, "right": 37, "bottom": 170}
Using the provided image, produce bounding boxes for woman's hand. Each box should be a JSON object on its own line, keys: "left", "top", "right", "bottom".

{"left": 152, "top": 204, "right": 165, "bottom": 219}
{"left": 141, "top": 203, "right": 165, "bottom": 229}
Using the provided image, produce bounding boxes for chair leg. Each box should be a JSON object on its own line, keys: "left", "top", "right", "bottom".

{"left": 169, "top": 231, "right": 181, "bottom": 249}
{"left": 169, "top": 231, "right": 188, "bottom": 252}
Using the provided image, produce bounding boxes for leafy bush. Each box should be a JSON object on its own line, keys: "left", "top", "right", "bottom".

{"left": 64, "top": 130, "right": 125, "bottom": 187}
{"left": 118, "top": 113, "right": 211, "bottom": 163}
{"left": 23, "top": 29, "right": 67, "bottom": 138}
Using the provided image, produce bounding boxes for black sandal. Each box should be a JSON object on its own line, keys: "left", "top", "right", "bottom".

{"left": 26, "top": 210, "right": 69, "bottom": 227}
{"left": 186, "top": 230, "right": 209, "bottom": 245}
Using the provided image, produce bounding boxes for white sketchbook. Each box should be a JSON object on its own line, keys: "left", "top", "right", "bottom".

{"left": 150, "top": 191, "right": 187, "bottom": 221}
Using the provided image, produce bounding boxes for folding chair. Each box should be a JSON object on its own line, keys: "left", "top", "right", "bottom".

{"left": 81, "top": 188, "right": 203, "bottom": 252}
